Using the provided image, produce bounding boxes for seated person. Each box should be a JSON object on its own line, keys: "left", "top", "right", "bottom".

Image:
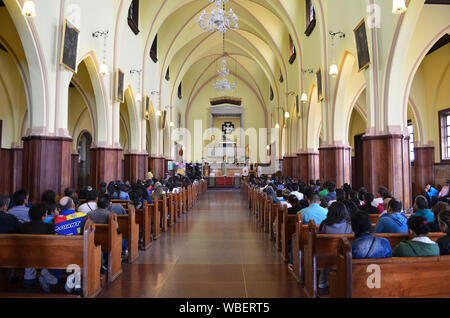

{"left": 78, "top": 190, "right": 99, "bottom": 214}
{"left": 428, "top": 202, "right": 450, "bottom": 233}
{"left": 64, "top": 188, "right": 80, "bottom": 208}
{"left": 323, "top": 182, "right": 337, "bottom": 203}
{"left": 374, "top": 199, "right": 408, "bottom": 234}
{"left": 425, "top": 184, "right": 439, "bottom": 205}
{"left": 318, "top": 202, "right": 353, "bottom": 289}
{"left": 41, "top": 190, "right": 57, "bottom": 205}
{"left": 351, "top": 211, "right": 392, "bottom": 259}
{"left": 287, "top": 195, "right": 301, "bottom": 215}
{"left": 54, "top": 197, "right": 88, "bottom": 236}
{"left": 290, "top": 184, "right": 304, "bottom": 201}
{"left": 273, "top": 189, "right": 286, "bottom": 204}
{"left": 438, "top": 180, "right": 450, "bottom": 199}
{"left": 8, "top": 190, "right": 31, "bottom": 223}
{"left": 411, "top": 195, "right": 435, "bottom": 223}
{"left": 118, "top": 184, "right": 130, "bottom": 200}
{"left": 359, "top": 193, "right": 380, "bottom": 215}
{"left": 300, "top": 193, "right": 328, "bottom": 225}
{"left": 85, "top": 196, "right": 112, "bottom": 225}
{"left": 319, "top": 181, "right": 329, "bottom": 198}
{"left": 0, "top": 195, "right": 20, "bottom": 234}
{"left": 319, "top": 202, "right": 353, "bottom": 234}
{"left": 20, "top": 203, "right": 56, "bottom": 292}
{"left": 392, "top": 216, "right": 440, "bottom": 257}
{"left": 437, "top": 209, "right": 450, "bottom": 255}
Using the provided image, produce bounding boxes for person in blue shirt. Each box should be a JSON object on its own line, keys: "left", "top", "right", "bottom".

{"left": 424, "top": 184, "right": 439, "bottom": 206}
{"left": 300, "top": 193, "right": 328, "bottom": 225}
{"left": 8, "top": 190, "right": 30, "bottom": 223}
{"left": 118, "top": 184, "right": 130, "bottom": 200}
{"left": 411, "top": 195, "right": 435, "bottom": 223}
{"left": 323, "top": 182, "right": 337, "bottom": 203}
{"left": 374, "top": 198, "right": 408, "bottom": 234}
{"left": 351, "top": 211, "right": 392, "bottom": 259}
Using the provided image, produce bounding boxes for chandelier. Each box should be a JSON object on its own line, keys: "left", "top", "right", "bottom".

{"left": 199, "top": 0, "right": 238, "bottom": 34}
{"left": 213, "top": 57, "right": 236, "bottom": 91}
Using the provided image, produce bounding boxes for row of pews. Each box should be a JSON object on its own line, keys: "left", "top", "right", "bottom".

{"left": 243, "top": 182, "right": 450, "bottom": 298}
{"left": 0, "top": 181, "right": 207, "bottom": 298}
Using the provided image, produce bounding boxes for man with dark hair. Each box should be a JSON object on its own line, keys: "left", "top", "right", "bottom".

{"left": 324, "top": 182, "right": 337, "bottom": 203}
{"left": 411, "top": 195, "right": 435, "bottom": 223}
{"left": 86, "top": 196, "right": 111, "bottom": 225}
{"left": 8, "top": 190, "right": 30, "bottom": 223}
{"left": 300, "top": 192, "right": 328, "bottom": 225}
{"left": 374, "top": 199, "right": 408, "bottom": 234}
{"left": 78, "top": 190, "right": 98, "bottom": 214}
{"left": 0, "top": 195, "right": 20, "bottom": 234}
{"left": 64, "top": 188, "right": 80, "bottom": 207}
{"left": 20, "top": 203, "right": 56, "bottom": 292}
{"left": 359, "top": 193, "right": 380, "bottom": 215}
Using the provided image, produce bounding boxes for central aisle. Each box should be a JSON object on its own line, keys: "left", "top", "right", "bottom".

{"left": 99, "top": 189, "right": 304, "bottom": 298}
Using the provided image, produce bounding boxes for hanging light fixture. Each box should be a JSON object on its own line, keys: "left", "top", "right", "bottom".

{"left": 392, "top": 0, "right": 407, "bottom": 14}
{"left": 301, "top": 69, "right": 313, "bottom": 102}
{"left": 275, "top": 123, "right": 280, "bottom": 129}
{"left": 329, "top": 31, "right": 345, "bottom": 78}
{"left": 156, "top": 110, "right": 162, "bottom": 117}
{"left": 22, "top": 1, "right": 36, "bottom": 17}
{"left": 93, "top": 30, "right": 109, "bottom": 76}
{"left": 213, "top": 33, "right": 236, "bottom": 92}
{"left": 170, "top": 121, "right": 175, "bottom": 127}
{"left": 130, "top": 69, "right": 143, "bottom": 103}
{"left": 199, "top": 0, "right": 239, "bottom": 34}
{"left": 284, "top": 112, "right": 290, "bottom": 119}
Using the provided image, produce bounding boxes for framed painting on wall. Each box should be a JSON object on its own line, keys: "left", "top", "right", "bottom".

{"left": 316, "top": 68, "right": 323, "bottom": 102}
{"left": 354, "top": 18, "right": 371, "bottom": 71}
{"left": 115, "top": 69, "right": 125, "bottom": 103}
{"left": 61, "top": 19, "right": 80, "bottom": 73}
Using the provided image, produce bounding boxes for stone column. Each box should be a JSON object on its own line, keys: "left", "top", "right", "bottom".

{"left": 319, "top": 146, "right": 352, "bottom": 187}
{"left": 413, "top": 147, "right": 435, "bottom": 198}
{"left": 71, "top": 153, "right": 79, "bottom": 189}
{"left": 22, "top": 136, "right": 72, "bottom": 200}
{"left": 297, "top": 153, "right": 320, "bottom": 183}
{"left": 124, "top": 153, "right": 148, "bottom": 183}
{"left": 90, "top": 148, "right": 123, "bottom": 189}
{"left": 362, "top": 134, "right": 411, "bottom": 208}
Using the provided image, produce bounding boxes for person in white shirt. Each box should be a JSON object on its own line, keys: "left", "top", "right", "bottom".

{"left": 290, "top": 184, "right": 304, "bottom": 201}
{"left": 78, "top": 191, "right": 98, "bottom": 214}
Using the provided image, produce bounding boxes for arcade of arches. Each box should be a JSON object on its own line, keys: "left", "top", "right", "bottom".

{"left": 0, "top": 0, "right": 449, "bottom": 209}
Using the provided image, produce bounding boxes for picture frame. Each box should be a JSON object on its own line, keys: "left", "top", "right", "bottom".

{"left": 115, "top": 69, "right": 125, "bottom": 103}
{"left": 161, "top": 110, "right": 167, "bottom": 130}
{"left": 143, "top": 95, "right": 150, "bottom": 120}
{"left": 316, "top": 68, "right": 324, "bottom": 102}
{"left": 61, "top": 19, "right": 80, "bottom": 73}
{"left": 353, "top": 18, "right": 371, "bottom": 72}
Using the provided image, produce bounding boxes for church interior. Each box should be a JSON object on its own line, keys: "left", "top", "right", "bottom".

{"left": 0, "top": 0, "right": 449, "bottom": 300}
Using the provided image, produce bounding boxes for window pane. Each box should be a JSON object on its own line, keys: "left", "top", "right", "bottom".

{"left": 447, "top": 147, "right": 450, "bottom": 158}
{"left": 447, "top": 115, "right": 450, "bottom": 126}
{"left": 447, "top": 125, "right": 450, "bottom": 137}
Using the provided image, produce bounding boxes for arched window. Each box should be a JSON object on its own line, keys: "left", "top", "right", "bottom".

{"left": 165, "top": 67, "right": 170, "bottom": 81}
{"left": 408, "top": 120, "right": 415, "bottom": 162}
{"left": 178, "top": 82, "right": 182, "bottom": 99}
{"left": 439, "top": 108, "right": 450, "bottom": 161}
{"left": 270, "top": 86, "right": 274, "bottom": 101}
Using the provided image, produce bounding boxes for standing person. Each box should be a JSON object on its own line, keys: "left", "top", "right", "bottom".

{"left": 8, "top": 190, "right": 31, "bottom": 223}
{"left": 0, "top": 195, "right": 20, "bottom": 234}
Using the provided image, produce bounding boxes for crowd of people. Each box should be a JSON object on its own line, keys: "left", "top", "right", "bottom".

{"left": 248, "top": 175, "right": 450, "bottom": 289}
{"left": 0, "top": 172, "right": 201, "bottom": 294}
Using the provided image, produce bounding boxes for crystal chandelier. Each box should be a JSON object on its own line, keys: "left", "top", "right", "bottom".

{"left": 199, "top": 0, "right": 239, "bottom": 34}
{"left": 213, "top": 57, "right": 236, "bottom": 91}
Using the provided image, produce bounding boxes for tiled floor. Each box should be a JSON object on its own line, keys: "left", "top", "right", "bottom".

{"left": 98, "top": 189, "right": 305, "bottom": 298}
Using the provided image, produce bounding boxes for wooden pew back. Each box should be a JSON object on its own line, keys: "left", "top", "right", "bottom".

{"left": 0, "top": 221, "right": 102, "bottom": 298}
{"left": 331, "top": 238, "right": 450, "bottom": 298}
{"left": 117, "top": 206, "right": 139, "bottom": 264}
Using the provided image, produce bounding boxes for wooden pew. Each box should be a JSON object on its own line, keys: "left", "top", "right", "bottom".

{"left": 268, "top": 202, "right": 280, "bottom": 241}
{"left": 304, "top": 222, "right": 445, "bottom": 298}
{"left": 263, "top": 194, "right": 271, "bottom": 232}
{"left": 281, "top": 208, "right": 298, "bottom": 263}
{"left": 94, "top": 213, "right": 123, "bottom": 283}
{"left": 150, "top": 199, "right": 161, "bottom": 240}
{"left": 135, "top": 201, "right": 153, "bottom": 250}
{"left": 158, "top": 194, "right": 169, "bottom": 232}
{"left": 168, "top": 193, "right": 176, "bottom": 226}
{"left": 329, "top": 238, "right": 450, "bottom": 298}
{"left": 117, "top": 206, "right": 140, "bottom": 264}
{"left": 275, "top": 205, "right": 287, "bottom": 251}
{"left": 0, "top": 221, "right": 102, "bottom": 298}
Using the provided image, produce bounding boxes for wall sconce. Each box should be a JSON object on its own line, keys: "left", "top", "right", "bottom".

{"left": 156, "top": 110, "right": 162, "bottom": 117}
{"left": 301, "top": 69, "right": 313, "bottom": 102}
{"left": 329, "top": 31, "right": 345, "bottom": 78}
{"left": 130, "top": 69, "right": 143, "bottom": 102}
